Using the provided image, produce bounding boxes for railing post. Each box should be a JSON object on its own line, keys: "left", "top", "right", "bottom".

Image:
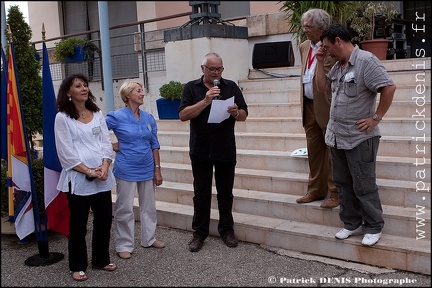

{"left": 139, "top": 23, "right": 149, "bottom": 93}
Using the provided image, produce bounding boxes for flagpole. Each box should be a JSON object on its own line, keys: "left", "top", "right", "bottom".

{"left": 6, "top": 23, "right": 64, "bottom": 266}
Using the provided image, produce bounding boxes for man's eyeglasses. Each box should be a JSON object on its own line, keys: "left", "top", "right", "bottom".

{"left": 302, "top": 25, "right": 315, "bottom": 30}
{"left": 203, "top": 65, "right": 224, "bottom": 73}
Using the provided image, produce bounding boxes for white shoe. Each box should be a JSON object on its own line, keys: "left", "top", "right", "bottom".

{"left": 361, "top": 232, "right": 382, "bottom": 246}
{"left": 335, "top": 226, "right": 363, "bottom": 239}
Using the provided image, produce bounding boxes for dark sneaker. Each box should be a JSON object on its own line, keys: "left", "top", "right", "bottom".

{"left": 222, "top": 233, "right": 238, "bottom": 247}
{"left": 188, "top": 236, "right": 204, "bottom": 252}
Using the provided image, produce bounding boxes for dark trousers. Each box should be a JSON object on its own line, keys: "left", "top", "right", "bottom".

{"left": 67, "top": 190, "right": 113, "bottom": 272}
{"left": 190, "top": 159, "right": 236, "bottom": 239}
{"left": 331, "top": 136, "right": 384, "bottom": 234}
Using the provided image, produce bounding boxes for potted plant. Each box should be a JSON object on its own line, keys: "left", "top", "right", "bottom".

{"left": 348, "top": 1, "right": 399, "bottom": 60}
{"left": 54, "top": 37, "right": 100, "bottom": 63}
{"left": 156, "top": 81, "right": 184, "bottom": 120}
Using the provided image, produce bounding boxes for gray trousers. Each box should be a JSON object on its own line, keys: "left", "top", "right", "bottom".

{"left": 113, "top": 178, "right": 157, "bottom": 253}
{"left": 331, "top": 136, "right": 384, "bottom": 234}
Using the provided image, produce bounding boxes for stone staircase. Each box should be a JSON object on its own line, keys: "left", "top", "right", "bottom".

{"left": 147, "top": 57, "right": 431, "bottom": 275}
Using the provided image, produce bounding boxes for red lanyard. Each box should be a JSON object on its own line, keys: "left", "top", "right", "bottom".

{"left": 307, "top": 48, "right": 315, "bottom": 69}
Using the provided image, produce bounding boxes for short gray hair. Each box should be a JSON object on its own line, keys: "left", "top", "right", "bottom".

{"left": 202, "top": 52, "right": 221, "bottom": 66}
{"left": 301, "top": 8, "right": 331, "bottom": 31}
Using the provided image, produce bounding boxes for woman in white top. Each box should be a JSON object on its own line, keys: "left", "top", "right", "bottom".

{"left": 54, "top": 74, "right": 116, "bottom": 282}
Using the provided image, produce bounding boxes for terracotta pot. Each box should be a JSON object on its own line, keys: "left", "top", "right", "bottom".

{"left": 360, "top": 39, "right": 390, "bottom": 60}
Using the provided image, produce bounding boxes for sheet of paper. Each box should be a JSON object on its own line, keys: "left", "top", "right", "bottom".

{"left": 208, "top": 96, "right": 234, "bottom": 123}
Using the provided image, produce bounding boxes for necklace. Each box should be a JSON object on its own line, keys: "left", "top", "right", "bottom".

{"left": 80, "top": 111, "right": 87, "bottom": 119}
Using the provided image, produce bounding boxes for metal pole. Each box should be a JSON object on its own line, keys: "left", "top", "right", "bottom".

{"left": 97, "top": 1, "right": 114, "bottom": 113}
{"left": 139, "top": 23, "right": 149, "bottom": 92}
{"left": 1, "top": 1, "right": 7, "bottom": 49}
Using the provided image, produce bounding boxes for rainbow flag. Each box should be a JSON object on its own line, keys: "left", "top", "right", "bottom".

{"left": 42, "top": 42, "right": 70, "bottom": 238}
{"left": 6, "top": 43, "right": 35, "bottom": 240}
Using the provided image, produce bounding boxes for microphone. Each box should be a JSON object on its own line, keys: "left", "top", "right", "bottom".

{"left": 213, "top": 79, "right": 220, "bottom": 99}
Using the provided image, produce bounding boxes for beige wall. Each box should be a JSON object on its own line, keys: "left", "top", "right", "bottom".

{"left": 154, "top": 1, "right": 190, "bottom": 29}
{"left": 250, "top": 1, "right": 282, "bottom": 15}
{"left": 137, "top": 1, "right": 157, "bottom": 31}
{"left": 28, "top": 1, "right": 286, "bottom": 45}
{"left": 28, "top": 1, "right": 61, "bottom": 49}
{"left": 25, "top": 1, "right": 296, "bottom": 118}
{"left": 152, "top": 1, "right": 283, "bottom": 29}
{"left": 165, "top": 37, "right": 249, "bottom": 84}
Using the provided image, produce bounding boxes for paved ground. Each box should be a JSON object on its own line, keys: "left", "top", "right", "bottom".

{"left": 1, "top": 216, "right": 430, "bottom": 287}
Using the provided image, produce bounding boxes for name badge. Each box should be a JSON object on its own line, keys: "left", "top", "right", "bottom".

{"left": 302, "top": 74, "right": 311, "bottom": 84}
{"left": 92, "top": 126, "right": 101, "bottom": 135}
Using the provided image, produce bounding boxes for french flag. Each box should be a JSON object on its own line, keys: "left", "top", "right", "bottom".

{"left": 42, "top": 42, "right": 70, "bottom": 238}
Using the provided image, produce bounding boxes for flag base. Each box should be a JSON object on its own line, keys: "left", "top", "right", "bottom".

{"left": 24, "top": 240, "right": 64, "bottom": 266}
{"left": 24, "top": 252, "right": 64, "bottom": 266}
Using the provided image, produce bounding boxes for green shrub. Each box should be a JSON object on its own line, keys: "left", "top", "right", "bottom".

{"left": 54, "top": 37, "right": 100, "bottom": 62}
{"left": 159, "top": 81, "right": 184, "bottom": 100}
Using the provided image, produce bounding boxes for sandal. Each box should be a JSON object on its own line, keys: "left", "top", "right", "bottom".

{"left": 102, "top": 263, "right": 117, "bottom": 271}
{"left": 93, "top": 263, "right": 117, "bottom": 271}
{"left": 71, "top": 271, "right": 88, "bottom": 281}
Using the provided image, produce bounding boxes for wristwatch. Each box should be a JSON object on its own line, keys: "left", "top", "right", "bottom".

{"left": 103, "top": 158, "right": 113, "bottom": 164}
{"left": 372, "top": 113, "right": 382, "bottom": 122}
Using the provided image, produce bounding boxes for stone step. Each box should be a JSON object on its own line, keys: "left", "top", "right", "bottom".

{"left": 245, "top": 57, "right": 431, "bottom": 81}
{"left": 159, "top": 147, "right": 431, "bottom": 182}
{"left": 245, "top": 70, "right": 430, "bottom": 88}
{"left": 245, "top": 58, "right": 431, "bottom": 84}
{"left": 157, "top": 162, "right": 430, "bottom": 209}
{"left": 387, "top": 100, "right": 431, "bottom": 117}
{"left": 241, "top": 84, "right": 428, "bottom": 103}
{"left": 246, "top": 102, "right": 303, "bottom": 117}
{"left": 157, "top": 116, "right": 431, "bottom": 137}
{"left": 148, "top": 200, "right": 430, "bottom": 275}
{"left": 157, "top": 100, "right": 431, "bottom": 134}
{"left": 151, "top": 57, "right": 431, "bottom": 276}
{"left": 234, "top": 117, "right": 431, "bottom": 137}
{"left": 154, "top": 181, "right": 431, "bottom": 240}
{"left": 245, "top": 100, "right": 431, "bottom": 118}
{"left": 158, "top": 131, "right": 429, "bottom": 158}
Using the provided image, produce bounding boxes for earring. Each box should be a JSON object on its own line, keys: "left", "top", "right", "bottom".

{"left": 68, "top": 96, "right": 71, "bottom": 101}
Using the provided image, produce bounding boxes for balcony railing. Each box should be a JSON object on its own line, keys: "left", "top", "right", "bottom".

{"left": 32, "top": 12, "right": 192, "bottom": 88}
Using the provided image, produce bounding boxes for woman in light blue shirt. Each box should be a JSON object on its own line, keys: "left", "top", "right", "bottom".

{"left": 106, "top": 80, "right": 165, "bottom": 260}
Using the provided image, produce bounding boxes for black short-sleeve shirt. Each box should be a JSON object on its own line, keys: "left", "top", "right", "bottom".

{"left": 179, "top": 76, "right": 248, "bottom": 161}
